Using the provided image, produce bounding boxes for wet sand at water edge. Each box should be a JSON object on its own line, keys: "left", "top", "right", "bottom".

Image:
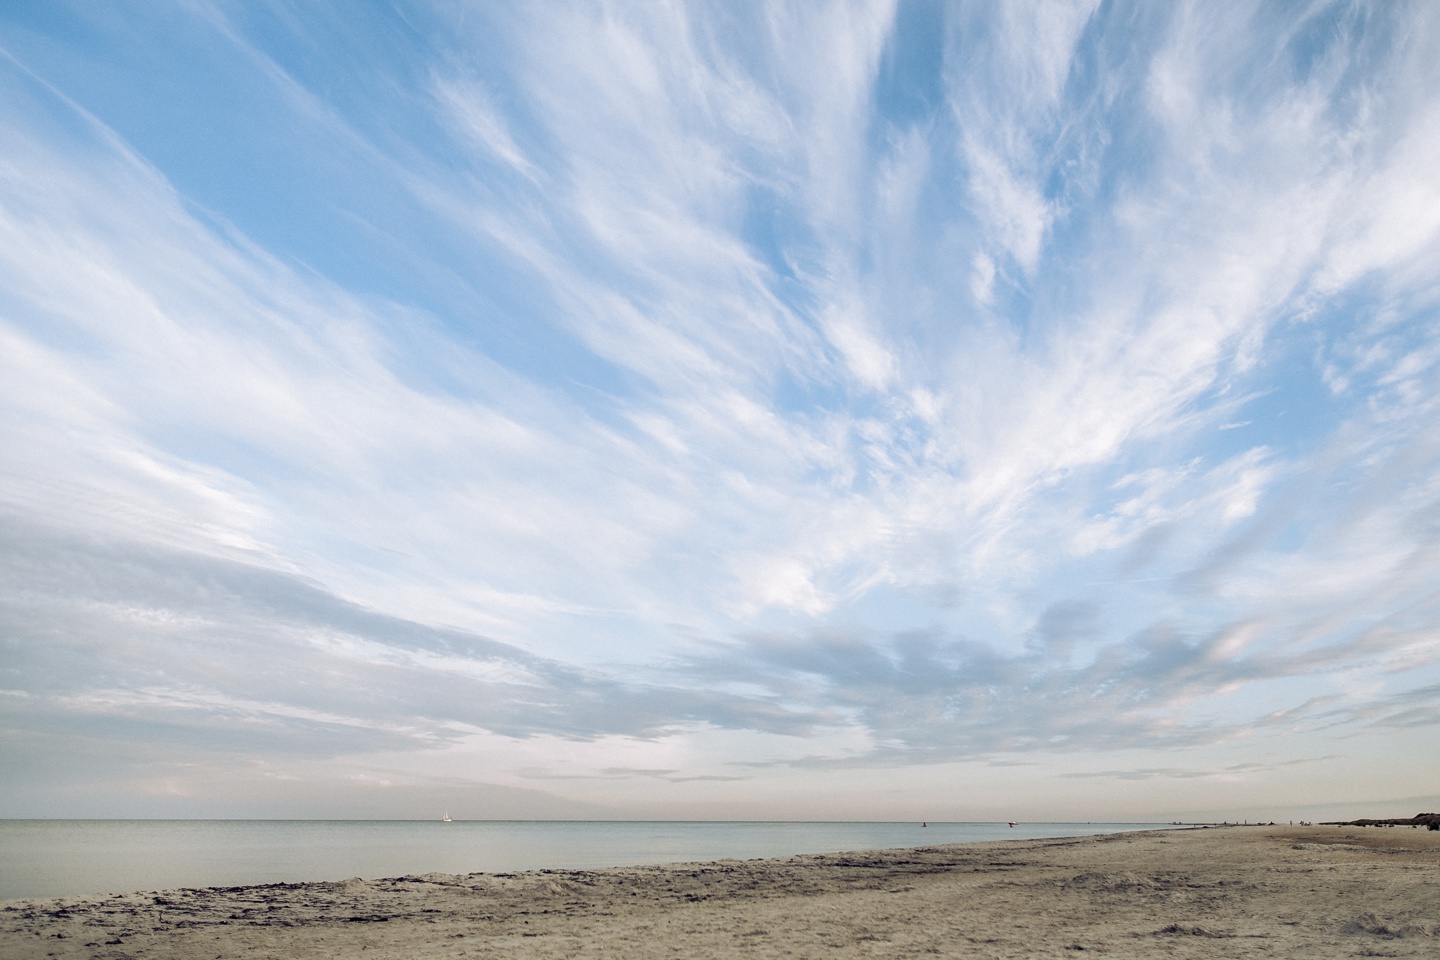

{"left": 2, "top": 825, "right": 1436, "bottom": 958}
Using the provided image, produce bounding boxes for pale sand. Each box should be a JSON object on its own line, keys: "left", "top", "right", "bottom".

{"left": 3, "top": 826, "right": 1437, "bottom": 958}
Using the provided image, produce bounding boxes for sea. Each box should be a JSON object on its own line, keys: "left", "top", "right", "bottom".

{"left": 0, "top": 820, "right": 1181, "bottom": 900}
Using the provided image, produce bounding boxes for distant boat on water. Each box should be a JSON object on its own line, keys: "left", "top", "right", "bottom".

{"left": 1008, "top": 821, "right": 1018, "bottom": 828}
{"left": 441, "top": 812, "right": 453, "bottom": 823}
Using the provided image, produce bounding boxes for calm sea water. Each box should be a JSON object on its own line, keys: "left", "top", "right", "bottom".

{"left": 0, "top": 820, "right": 1179, "bottom": 900}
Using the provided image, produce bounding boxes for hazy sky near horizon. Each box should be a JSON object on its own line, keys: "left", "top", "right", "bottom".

{"left": 2, "top": 0, "right": 1439, "bottom": 822}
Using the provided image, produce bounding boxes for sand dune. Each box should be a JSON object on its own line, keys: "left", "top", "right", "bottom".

{"left": 2, "top": 825, "right": 1436, "bottom": 958}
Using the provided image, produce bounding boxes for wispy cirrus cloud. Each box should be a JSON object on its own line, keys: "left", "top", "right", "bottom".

{"left": 1, "top": 0, "right": 1439, "bottom": 818}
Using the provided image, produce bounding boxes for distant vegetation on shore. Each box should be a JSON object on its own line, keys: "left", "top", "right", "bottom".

{"left": 1321, "top": 812, "right": 1440, "bottom": 830}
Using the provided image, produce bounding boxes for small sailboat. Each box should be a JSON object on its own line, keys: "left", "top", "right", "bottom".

{"left": 442, "top": 811, "right": 453, "bottom": 823}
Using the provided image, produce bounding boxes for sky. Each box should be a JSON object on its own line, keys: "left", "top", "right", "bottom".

{"left": 1, "top": 0, "right": 1438, "bottom": 823}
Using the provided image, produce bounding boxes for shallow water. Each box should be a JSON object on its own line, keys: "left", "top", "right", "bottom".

{"left": 0, "top": 819, "right": 1179, "bottom": 899}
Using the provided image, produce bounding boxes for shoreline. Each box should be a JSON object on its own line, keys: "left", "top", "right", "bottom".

{"left": 0, "top": 820, "right": 1182, "bottom": 901}
{"left": 3, "top": 826, "right": 1437, "bottom": 958}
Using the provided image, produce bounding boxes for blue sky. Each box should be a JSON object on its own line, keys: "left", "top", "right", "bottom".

{"left": 2, "top": 0, "right": 1438, "bottom": 822}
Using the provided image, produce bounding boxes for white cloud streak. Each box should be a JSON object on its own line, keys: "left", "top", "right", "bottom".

{"left": 2, "top": 0, "right": 1440, "bottom": 817}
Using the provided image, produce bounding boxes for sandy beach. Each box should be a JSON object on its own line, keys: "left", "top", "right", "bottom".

{"left": 2, "top": 825, "right": 1436, "bottom": 959}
